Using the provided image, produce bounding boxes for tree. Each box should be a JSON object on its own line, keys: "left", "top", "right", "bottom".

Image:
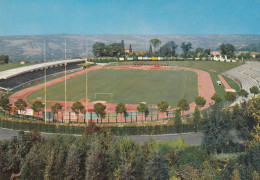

{"left": 233, "top": 97, "right": 260, "bottom": 141}
{"left": 174, "top": 109, "right": 182, "bottom": 132}
{"left": 250, "top": 86, "right": 259, "bottom": 97}
{"left": 150, "top": 39, "right": 161, "bottom": 52}
{"left": 94, "top": 102, "right": 106, "bottom": 123}
{"left": 144, "top": 151, "right": 169, "bottom": 180}
{"left": 92, "top": 42, "right": 105, "bottom": 57}
{"left": 104, "top": 43, "right": 122, "bottom": 57}
{"left": 71, "top": 101, "right": 85, "bottom": 123}
{"left": 116, "top": 103, "right": 127, "bottom": 120}
{"left": 211, "top": 93, "right": 222, "bottom": 104}
{"left": 14, "top": 99, "right": 27, "bottom": 112}
{"left": 64, "top": 144, "right": 83, "bottom": 179}
{"left": 181, "top": 42, "right": 192, "bottom": 57}
{"left": 204, "top": 49, "right": 211, "bottom": 56}
{"left": 193, "top": 106, "right": 201, "bottom": 132}
{"left": 31, "top": 100, "right": 44, "bottom": 116}
{"left": 0, "top": 55, "right": 9, "bottom": 64}
{"left": 220, "top": 43, "right": 235, "bottom": 59}
{"left": 157, "top": 101, "right": 169, "bottom": 112}
{"left": 148, "top": 44, "right": 153, "bottom": 56}
{"left": 137, "top": 103, "right": 148, "bottom": 120}
{"left": 129, "top": 44, "right": 132, "bottom": 53}
{"left": 51, "top": 103, "right": 62, "bottom": 120}
{"left": 177, "top": 99, "right": 190, "bottom": 117}
{"left": 159, "top": 41, "right": 178, "bottom": 57}
{"left": 195, "top": 96, "right": 206, "bottom": 109}
{"left": 225, "top": 92, "right": 236, "bottom": 104}
{"left": 0, "top": 98, "right": 12, "bottom": 113}
{"left": 120, "top": 40, "right": 125, "bottom": 55}
{"left": 202, "top": 105, "right": 233, "bottom": 153}
{"left": 195, "top": 47, "right": 204, "bottom": 54}
{"left": 238, "top": 89, "right": 249, "bottom": 100}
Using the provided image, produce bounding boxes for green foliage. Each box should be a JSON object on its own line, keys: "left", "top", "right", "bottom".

{"left": 177, "top": 99, "right": 190, "bottom": 116}
{"left": 250, "top": 86, "right": 259, "bottom": 96}
{"left": 224, "top": 92, "right": 236, "bottom": 103}
{"left": 92, "top": 42, "right": 106, "bottom": 57}
{"left": 202, "top": 105, "right": 233, "bottom": 153}
{"left": 0, "top": 55, "right": 9, "bottom": 64}
{"left": 238, "top": 89, "right": 249, "bottom": 99}
{"left": 137, "top": 103, "right": 148, "bottom": 113}
{"left": 93, "top": 102, "right": 106, "bottom": 115}
{"left": 32, "top": 100, "right": 44, "bottom": 114}
{"left": 85, "top": 132, "right": 116, "bottom": 180}
{"left": 159, "top": 41, "right": 178, "bottom": 57}
{"left": 233, "top": 97, "right": 260, "bottom": 142}
{"left": 114, "top": 138, "right": 145, "bottom": 179}
{"left": 116, "top": 102, "right": 126, "bottom": 115}
{"left": 144, "top": 151, "right": 170, "bottom": 180}
{"left": 20, "top": 144, "right": 47, "bottom": 179}
{"left": 14, "top": 99, "right": 27, "bottom": 111}
{"left": 195, "top": 96, "right": 206, "bottom": 108}
{"left": 193, "top": 106, "right": 201, "bottom": 132}
{"left": 0, "top": 130, "right": 43, "bottom": 178}
{"left": 71, "top": 101, "right": 84, "bottom": 114}
{"left": 0, "top": 98, "right": 12, "bottom": 112}
{"left": 157, "top": 101, "right": 169, "bottom": 112}
{"left": 150, "top": 39, "right": 161, "bottom": 52}
{"left": 174, "top": 110, "right": 182, "bottom": 132}
{"left": 211, "top": 92, "right": 222, "bottom": 103}
{"left": 220, "top": 43, "right": 235, "bottom": 58}
{"left": 180, "top": 42, "right": 192, "bottom": 57}
{"left": 176, "top": 146, "right": 208, "bottom": 168}
{"left": 51, "top": 102, "right": 62, "bottom": 114}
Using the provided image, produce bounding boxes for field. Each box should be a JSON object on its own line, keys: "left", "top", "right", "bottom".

{"left": 27, "top": 68, "right": 198, "bottom": 107}
{"left": 110, "top": 61, "right": 244, "bottom": 73}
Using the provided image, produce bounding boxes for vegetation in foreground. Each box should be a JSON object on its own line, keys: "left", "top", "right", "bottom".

{"left": 0, "top": 96, "right": 259, "bottom": 179}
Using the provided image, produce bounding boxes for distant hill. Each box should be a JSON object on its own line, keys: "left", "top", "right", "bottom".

{"left": 237, "top": 43, "right": 260, "bottom": 52}
{"left": 0, "top": 34, "right": 260, "bottom": 61}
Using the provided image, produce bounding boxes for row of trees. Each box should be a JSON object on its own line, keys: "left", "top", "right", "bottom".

{"left": 1, "top": 86, "right": 258, "bottom": 123}
{"left": 92, "top": 37, "right": 245, "bottom": 60}
{"left": 1, "top": 95, "right": 259, "bottom": 179}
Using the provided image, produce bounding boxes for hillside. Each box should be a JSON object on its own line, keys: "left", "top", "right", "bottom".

{"left": 0, "top": 34, "right": 260, "bottom": 61}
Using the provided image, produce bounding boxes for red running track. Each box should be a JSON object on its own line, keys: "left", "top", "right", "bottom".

{"left": 9, "top": 65, "right": 216, "bottom": 122}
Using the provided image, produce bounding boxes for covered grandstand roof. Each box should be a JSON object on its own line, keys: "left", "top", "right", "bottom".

{"left": 0, "top": 59, "right": 85, "bottom": 80}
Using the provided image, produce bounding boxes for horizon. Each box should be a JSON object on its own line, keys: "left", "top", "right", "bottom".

{"left": 0, "top": 0, "right": 260, "bottom": 36}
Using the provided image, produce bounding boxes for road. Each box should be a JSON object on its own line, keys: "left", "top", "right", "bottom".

{"left": 0, "top": 127, "right": 203, "bottom": 145}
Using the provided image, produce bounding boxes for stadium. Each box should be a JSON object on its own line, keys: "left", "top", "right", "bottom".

{"left": 1, "top": 58, "right": 259, "bottom": 123}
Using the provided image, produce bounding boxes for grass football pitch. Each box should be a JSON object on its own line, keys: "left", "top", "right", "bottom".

{"left": 27, "top": 69, "right": 198, "bottom": 108}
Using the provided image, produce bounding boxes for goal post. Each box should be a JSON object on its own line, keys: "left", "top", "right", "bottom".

{"left": 94, "top": 93, "right": 113, "bottom": 101}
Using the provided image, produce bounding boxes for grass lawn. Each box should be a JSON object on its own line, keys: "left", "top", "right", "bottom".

{"left": 27, "top": 69, "right": 198, "bottom": 108}
{"left": 110, "top": 60, "right": 244, "bottom": 73}
{"left": 109, "top": 61, "right": 242, "bottom": 100}
{"left": 0, "top": 62, "right": 34, "bottom": 71}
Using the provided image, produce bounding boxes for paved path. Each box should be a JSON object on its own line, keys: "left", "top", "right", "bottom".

{"left": 0, "top": 127, "right": 203, "bottom": 145}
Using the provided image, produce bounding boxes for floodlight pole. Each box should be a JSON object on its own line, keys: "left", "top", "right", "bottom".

{"left": 86, "top": 58, "right": 88, "bottom": 126}
{"left": 44, "top": 40, "right": 47, "bottom": 123}
{"left": 64, "top": 39, "right": 67, "bottom": 123}
{"left": 85, "top": 43, "right": 88, "bottom": 125}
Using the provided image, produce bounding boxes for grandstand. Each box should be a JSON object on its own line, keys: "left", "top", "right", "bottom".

{"left": 222, "top": 61, "right": 260, "bottom": 104}
{"left": 0, "top": 59, "right": 85, "bottom": 92}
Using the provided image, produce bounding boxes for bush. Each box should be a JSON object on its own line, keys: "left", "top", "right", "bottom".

{"left": 176, "top": 146, "right": 208, "bottom": 168}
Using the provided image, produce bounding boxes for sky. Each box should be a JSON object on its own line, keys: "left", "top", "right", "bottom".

{"left": 0, "top": 0, "right": 260, "bottom": 36}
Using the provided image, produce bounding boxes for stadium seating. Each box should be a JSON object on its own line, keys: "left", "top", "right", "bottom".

{"left": 222, "top": 61, "right": 260, "bottom": 105}
{"left": 0, "top": 63, "right": 82, "bottom": 91}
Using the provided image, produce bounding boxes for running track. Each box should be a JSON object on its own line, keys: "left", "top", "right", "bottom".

{"left": 9, "top": 65, "right": 215, "bottom": 122}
